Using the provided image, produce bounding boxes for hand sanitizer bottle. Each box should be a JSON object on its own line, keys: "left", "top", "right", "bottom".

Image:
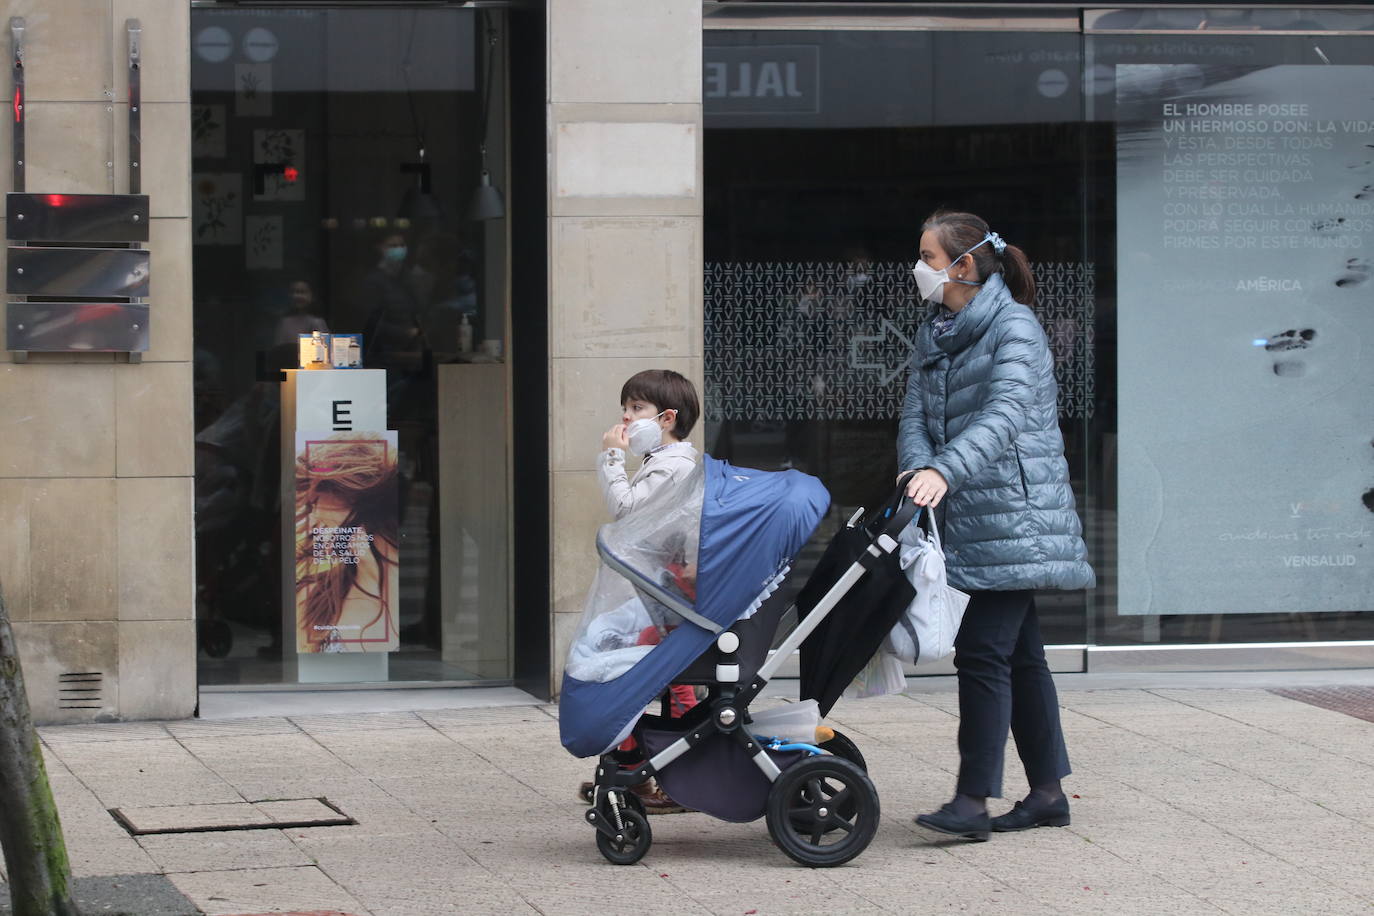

{"left": 458, "top": 314, "right": 473, "bottom": 355}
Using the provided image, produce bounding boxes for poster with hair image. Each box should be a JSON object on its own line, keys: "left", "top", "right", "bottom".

{"left": 294, "top": 431, "right": 400, "bottom": 652}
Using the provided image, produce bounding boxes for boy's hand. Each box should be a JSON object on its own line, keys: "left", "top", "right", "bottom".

{"left": 602, "top": 424, "right": 629, "bottom": 451}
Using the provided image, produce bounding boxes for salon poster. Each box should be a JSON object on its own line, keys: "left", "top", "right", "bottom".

{"left": 1116, "top": 64, "right": 1374, "bottom": 615}
{"left": 294, "top": 430, "right": 400, "bottom": 652}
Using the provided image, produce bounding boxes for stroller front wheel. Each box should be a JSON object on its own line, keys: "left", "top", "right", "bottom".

{"left": 819, "top": 729, "right": 867, "bottom": 772}
{"left": 595, "top": 807, "right": 652, "bottom": 865}
{"left": 766, "top": 756, "right": 879, "bottom": 867}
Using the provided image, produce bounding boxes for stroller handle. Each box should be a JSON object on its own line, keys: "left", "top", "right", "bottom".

{"left": 875, "top": 472, "right": 923, "bottom": 542}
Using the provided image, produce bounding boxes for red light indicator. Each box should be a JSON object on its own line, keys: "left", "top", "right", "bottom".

{"left": 283, "top": 166, "right": 299, "bottom": 183}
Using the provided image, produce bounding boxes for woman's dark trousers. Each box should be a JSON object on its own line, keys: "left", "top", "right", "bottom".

{"left": 953, "top": 589, "right": 1070, "bottom": 798}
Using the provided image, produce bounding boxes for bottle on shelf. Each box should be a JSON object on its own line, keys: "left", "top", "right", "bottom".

{"left": 309, "top": 330, "right": 328, "bottom": 368}
{"left": 458, "top": 314, "right": 473, "bottom": 355}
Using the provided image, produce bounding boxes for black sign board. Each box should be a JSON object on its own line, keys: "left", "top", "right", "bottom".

{"left": 5, "top": 193, "right": 150, "bottom": 243}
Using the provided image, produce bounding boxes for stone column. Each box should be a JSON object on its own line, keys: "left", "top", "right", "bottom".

{"left": 546, "top": 2, "right": 703, "bottom": 693}
{"left": 0, "top": 0, "right": 194, "bottom": 722}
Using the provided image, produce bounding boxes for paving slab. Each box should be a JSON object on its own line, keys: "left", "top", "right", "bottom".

{"left": 39, "top": 763, "right": 158, "bottom": 878}
{"left": 46, "top": 738, "right": 245, "bottom": 809}
{"left": 137, "top": 829, "right": 314, "bottom": 874}
{"left": 166, "top": 718, "right": 304, "bottom": 740}
{"left": 0, "top": 874, "right": 200, "bottom": 916}
{"left": 169, "top": 866, "right": 370, "bottom": 916}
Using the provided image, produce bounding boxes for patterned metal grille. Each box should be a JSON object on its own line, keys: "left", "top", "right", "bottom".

{"left": 704, "top": 261, "right": 1095, "bottom": 422}
{"left": 1270, "top": 686, "right": 1374, "bottom": 725}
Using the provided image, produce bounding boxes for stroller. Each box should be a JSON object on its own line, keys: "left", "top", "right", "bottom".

{"left": 560, "top": 457, "right": 919, "bottom": 867}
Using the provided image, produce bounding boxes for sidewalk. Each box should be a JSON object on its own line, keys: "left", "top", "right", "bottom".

{"left": 4, "top": 674, "right": 1374, "bottom": 916}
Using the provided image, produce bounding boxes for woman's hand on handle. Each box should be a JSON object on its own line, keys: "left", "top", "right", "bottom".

{"left": 903, "top": 468, "right": 948, "bottom": 507}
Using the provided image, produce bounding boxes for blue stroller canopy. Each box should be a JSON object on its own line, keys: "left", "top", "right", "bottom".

{"left": 560, "top": 456, "right": 829, "bottom": 757}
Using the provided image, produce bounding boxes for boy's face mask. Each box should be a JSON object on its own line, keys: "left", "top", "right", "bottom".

{"left": 626, "top": 411, "right": 667, "bottom": 456}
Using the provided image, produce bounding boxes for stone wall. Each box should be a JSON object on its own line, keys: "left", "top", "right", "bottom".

{"left": 1, "top": 0, "right": 194, "bottom": 722}
{"left": 546, "top": 1, "right": 704, "bottom": 691}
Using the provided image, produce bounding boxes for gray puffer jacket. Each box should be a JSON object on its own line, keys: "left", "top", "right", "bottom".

{"left": 898, "top": 273, "right": 1094, "bottom": 592}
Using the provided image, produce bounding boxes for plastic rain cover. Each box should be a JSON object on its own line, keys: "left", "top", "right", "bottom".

{"left": 564, "top": 463, "right": 706, "bottom": 687}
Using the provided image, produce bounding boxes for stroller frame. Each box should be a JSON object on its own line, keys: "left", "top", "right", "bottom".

{"left": 583, "top": 478, "right": 918, "bottom": 867}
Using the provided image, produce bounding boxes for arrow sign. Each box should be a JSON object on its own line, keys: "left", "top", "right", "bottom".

{"left": 849, "top": 318, "right": 915, "bottom": 386}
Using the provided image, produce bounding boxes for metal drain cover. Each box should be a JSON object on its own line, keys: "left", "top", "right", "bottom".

{"left": 110, "top": 797, "right": 354, "bottom": 836}
{"left": 1270, "top": 686, "right": 1374, "bottom": 725}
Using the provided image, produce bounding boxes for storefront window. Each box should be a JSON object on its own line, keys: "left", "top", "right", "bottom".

{"left": 703, "top": 29, "right": 1091, "bottom": 645}
{"left": 191, "top": 6, "right": 511, "bottom": 685}
{"left": 1085, "top": 8, "right": 1374, "bottom": 645}
{"left": 705, "top": 10, "right": 1374, "bottom": 651}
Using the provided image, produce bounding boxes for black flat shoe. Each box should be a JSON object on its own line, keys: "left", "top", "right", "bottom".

{"left": 914, "top": 804, "right": 990, "bottom": 842}
{"left": 991, "top": 797, "right": 1071, "bottom": 832}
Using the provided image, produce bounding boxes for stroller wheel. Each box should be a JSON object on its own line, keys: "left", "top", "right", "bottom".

{"left": 792, "top": 732, "right": 863, "bottom": 833}
{"left": 595, "top": 807, "right": 652, "bottom": 866}
{"left": 766, "top": 756, "right": 879, "bottom": 867}
{"left": 819, "top": 730, "right": 867, "bottom": 772}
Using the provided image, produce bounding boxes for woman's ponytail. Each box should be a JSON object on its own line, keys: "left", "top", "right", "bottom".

{"left": 1001, "top": 243, "right": 1036, "bottom": 307}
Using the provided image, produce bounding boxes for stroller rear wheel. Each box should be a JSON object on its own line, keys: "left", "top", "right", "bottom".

{"left": 595, "top": 806, "right": 652, "bottom": 866}
{"left": 767, "top": 756, "right": 879, "bottom": 867}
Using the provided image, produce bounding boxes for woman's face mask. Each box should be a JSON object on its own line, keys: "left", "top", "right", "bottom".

{"left": 910, "top": 259, "right": 955, "bottom": 304}
{"left": 911, "top": 234, "right": 994, "bottom": 304}
{"left": 626, "top": 411, "right": 667, "bottom": 456}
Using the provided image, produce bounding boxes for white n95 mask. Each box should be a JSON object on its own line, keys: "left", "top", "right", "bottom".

{"left": 910, "top": 233, "right": 997, "bottom": 304}
{"left": 911, "top": 260, "right": 953, "bottom": 304}
{"left": 626, "top": 413, "right": 666, "bottom": 456}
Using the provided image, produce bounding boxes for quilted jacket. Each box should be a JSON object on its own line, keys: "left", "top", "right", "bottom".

{"left": 897, "top": 273, "right": 1094, "bottom": 592}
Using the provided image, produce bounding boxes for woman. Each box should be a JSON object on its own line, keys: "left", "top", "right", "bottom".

{"left": 899, "top": 211, "right": 1094, "bottom": 841}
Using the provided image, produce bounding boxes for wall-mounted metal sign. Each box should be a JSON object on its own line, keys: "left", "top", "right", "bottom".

{"left": 6, "top": 302, "right": 149, "bottom": 352}
{"left": 5, "top": 193, "right": 151, "bottom": 243}
{"left": 5, "top": 18, "right": 151, "bottom": 360}
{"left": 8, "top": 247, "right": 150, "bottom": 298}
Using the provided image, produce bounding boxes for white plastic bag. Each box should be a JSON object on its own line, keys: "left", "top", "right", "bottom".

{"left": 886, "top": 516, "right": 970, "bottom": 664}
{"left": 748, "top": 699, "right": 821, "bottom": 743}
{"left": 846, "top": 651, "right": 908, "bottom": 699}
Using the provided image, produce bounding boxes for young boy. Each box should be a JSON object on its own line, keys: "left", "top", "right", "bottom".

{"left": 598, "top": 369, "right": 700, "bottom": 520}
{"left": 582, "top": 369, "right": 701, "bottom": 814}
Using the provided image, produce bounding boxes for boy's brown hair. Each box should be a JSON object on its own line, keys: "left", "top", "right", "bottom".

{"left": 619, "top": 369, "right": 700, "bottom": 441}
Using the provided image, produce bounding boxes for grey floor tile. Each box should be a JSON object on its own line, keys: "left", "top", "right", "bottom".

{"left": 169, "top": 865, "right": 370, "bottom": 916}
{"left": 137, "top": 828, "right": 313, "bottom": 874}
